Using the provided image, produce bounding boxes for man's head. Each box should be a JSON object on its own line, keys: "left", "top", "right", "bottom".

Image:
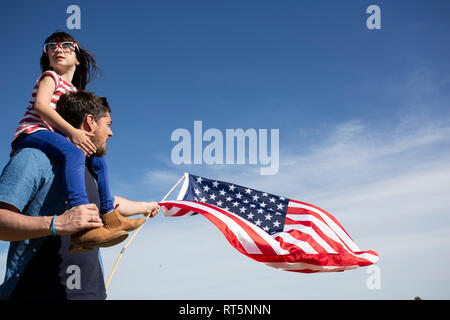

{"left": 57, "top": 91, "right": 113, "bottom": 157}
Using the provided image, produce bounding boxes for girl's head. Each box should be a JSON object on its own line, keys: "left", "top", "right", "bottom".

{"left": 40, "top": 31, "right": 101, "bottom": 90}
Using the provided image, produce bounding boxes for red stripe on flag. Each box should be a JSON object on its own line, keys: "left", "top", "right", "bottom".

{"left": 283, "top": 229, "right": 331, "bottom": 255}
{"left": 197, "top": 202, "right": 279, "bottom": 256}
{"left": 162, "top": 201, "right": 278, "bottom": 256}
{"left": 160, "top": 199, "right": 379, "bottom": 273}
{"left": 288, "top": 200, "right": 352, "bottom": 239}
{"left": 283, "top": 216, "right": 374, "bottom": 265}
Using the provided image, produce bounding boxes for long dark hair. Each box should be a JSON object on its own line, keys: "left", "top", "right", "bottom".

{"left": 40, "top": 31, "right": 102, "bottom": 90}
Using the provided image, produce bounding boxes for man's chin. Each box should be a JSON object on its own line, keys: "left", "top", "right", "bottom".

{"left": 95, "top": 149, "right": 107, "bottom": 157}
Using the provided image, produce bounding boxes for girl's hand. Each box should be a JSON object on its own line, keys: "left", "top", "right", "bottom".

{"left": 68, "top": 128, "right": 97, "bottom": 156}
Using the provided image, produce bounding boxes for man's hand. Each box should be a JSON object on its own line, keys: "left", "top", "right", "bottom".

{"left": 142, "top": 201, "right": 160, "bottom": 218}
{"left": 0, "top": 202, "right": 102, "bottom": 241}
{"left": 54, "top": 203, "right": 103, "bottom": 235}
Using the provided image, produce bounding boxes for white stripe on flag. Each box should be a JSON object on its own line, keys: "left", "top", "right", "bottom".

{"left": 353, "top": 251, "right": 379, "bottom": 263}
{"left": 166, "top": 201, "right": 291, "bottom": 255}
{"left": 288, "top": 201, "right": 360, "bottom": 252}
{"left": 274, "top": 232, "right": 318, "bottom": 254}
{"left": 284, "top": 219, "right": 378, "bottom": 263}
{"left": 176, "top": 173, "right": 190, "bottom": 200}
{"left": 286, "top": 214, "right": 344, "bottom": 249}
{"left": 162, "top": 206, "right": 182, "bottom": 217}
{"left": 276, "top": 224, "right": 338, "bottom": 254}
{"left": 168, "top": 201, "right": 263, "bottom": 255}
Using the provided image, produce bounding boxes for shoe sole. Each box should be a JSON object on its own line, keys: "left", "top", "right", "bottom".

{"left": 69, "top": 232, "right": 129, "bottom": 254}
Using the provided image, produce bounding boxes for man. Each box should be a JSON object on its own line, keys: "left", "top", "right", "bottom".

{"left": 0, "top": 91, "right": 159, "bottom": 300}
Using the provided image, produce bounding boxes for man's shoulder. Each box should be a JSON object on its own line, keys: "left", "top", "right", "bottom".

{"left": 6, "top": 148, "right": 58, "bottom": 177}
{"left": 0, "top": 148, "right": 61, "bottom": 213}
{"left": 11, "top": 148, "right": 53, "bottom": 165}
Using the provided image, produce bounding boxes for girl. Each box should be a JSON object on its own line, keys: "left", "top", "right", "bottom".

{"left": 12, "top": 31, "right": 113, "bottom": 213}
{"left": 11, "top": 32, "right": 140, "bottom": 252}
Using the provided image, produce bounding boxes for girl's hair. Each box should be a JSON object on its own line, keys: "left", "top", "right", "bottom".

{"left": 40, "top": 31, "right": 102, "bottom": 90}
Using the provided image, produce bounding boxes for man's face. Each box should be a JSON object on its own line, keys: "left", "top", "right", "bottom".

{"left": 91, "top": 112, "right": 113, "bottom": 157}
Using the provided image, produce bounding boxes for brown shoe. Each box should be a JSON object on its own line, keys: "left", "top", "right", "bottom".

{"left": 69, "top": 227, "right": 128, "bottom": 254}
{"left": 101, "top": 205, "right": 146, "bottom": 232}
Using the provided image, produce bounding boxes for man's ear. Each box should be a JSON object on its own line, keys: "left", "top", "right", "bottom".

{"left": 84, "top": 114, "right": 97, "bottom": 132}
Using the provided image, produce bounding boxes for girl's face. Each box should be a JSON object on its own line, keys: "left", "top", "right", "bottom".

{"left": 46, "top": 42, "right": 80, "bottom": 74}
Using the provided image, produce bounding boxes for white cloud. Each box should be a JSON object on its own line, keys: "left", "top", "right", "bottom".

{"left": 104, "top": 115, "right": 450, "bottom": 299}
{"left": 2, "top": 115, "right": 449, "bottom": 299}
{"left": 144, "top": 170, "right": 182, "bottom": 185}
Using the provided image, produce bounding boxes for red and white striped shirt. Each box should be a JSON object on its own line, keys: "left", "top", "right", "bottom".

{"left": 13, "top": 71, "right": 78, "bottom": 140}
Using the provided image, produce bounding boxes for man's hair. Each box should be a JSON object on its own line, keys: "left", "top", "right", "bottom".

{"left": 57, "top": 90, "right": 111, "bottom": 128}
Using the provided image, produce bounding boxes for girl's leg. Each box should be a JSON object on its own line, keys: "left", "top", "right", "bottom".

{"left": 13, "top": 131, "right": 89, "bottom": 208}
{"left": 90, "top": 156, "right": 115, "bottom": 215}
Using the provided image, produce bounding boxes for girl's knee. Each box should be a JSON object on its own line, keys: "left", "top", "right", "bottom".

{"left": 91, "top": 156, "right": 107, "bottom": 171}
{"left": 66, "top": 146, "right": 86, "bottom": 164}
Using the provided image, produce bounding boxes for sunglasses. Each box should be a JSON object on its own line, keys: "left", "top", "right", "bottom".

{"left": 43, "top": 41, "right": 79, "bottom": 54}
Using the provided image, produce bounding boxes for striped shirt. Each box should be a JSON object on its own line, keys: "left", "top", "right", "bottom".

{"left": 13, "top": 71, "right": 78, "bottom": 140}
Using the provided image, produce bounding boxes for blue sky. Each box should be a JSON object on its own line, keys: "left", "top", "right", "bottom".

{"left": 1, "top": 0, "right": 450, "bottom": 299}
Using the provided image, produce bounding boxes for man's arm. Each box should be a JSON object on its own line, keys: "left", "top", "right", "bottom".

{"left": 113, "top": 196, "right": 160, "bottom": 218}
{"left": 0, "top": 149, "right": 104, "bottom": 242}
{"left": 0, "top": 202, "right": 103, "bottom": 242}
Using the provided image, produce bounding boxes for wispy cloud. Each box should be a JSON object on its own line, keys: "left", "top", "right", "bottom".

{"left": 4, "top": 113, "right": 449, "bottom": 299}
{"left": 146, "top": 113, "right": 450, "bottom": 200}
{"left": 108, "top": 114, "right": 449, "bottom": 299}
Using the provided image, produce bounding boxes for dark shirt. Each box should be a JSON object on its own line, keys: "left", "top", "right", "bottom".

{"left": 10, "top": 165, "right": 107, "bottom": 300}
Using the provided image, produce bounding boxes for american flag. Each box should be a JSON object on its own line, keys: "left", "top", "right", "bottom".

{"left": 160, "top": 173, "right": 379, "bottom": 273}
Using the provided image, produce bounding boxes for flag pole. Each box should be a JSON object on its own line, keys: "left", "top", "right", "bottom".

{"left": 105, "top": 173, "right": 187, "bottom": 290}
